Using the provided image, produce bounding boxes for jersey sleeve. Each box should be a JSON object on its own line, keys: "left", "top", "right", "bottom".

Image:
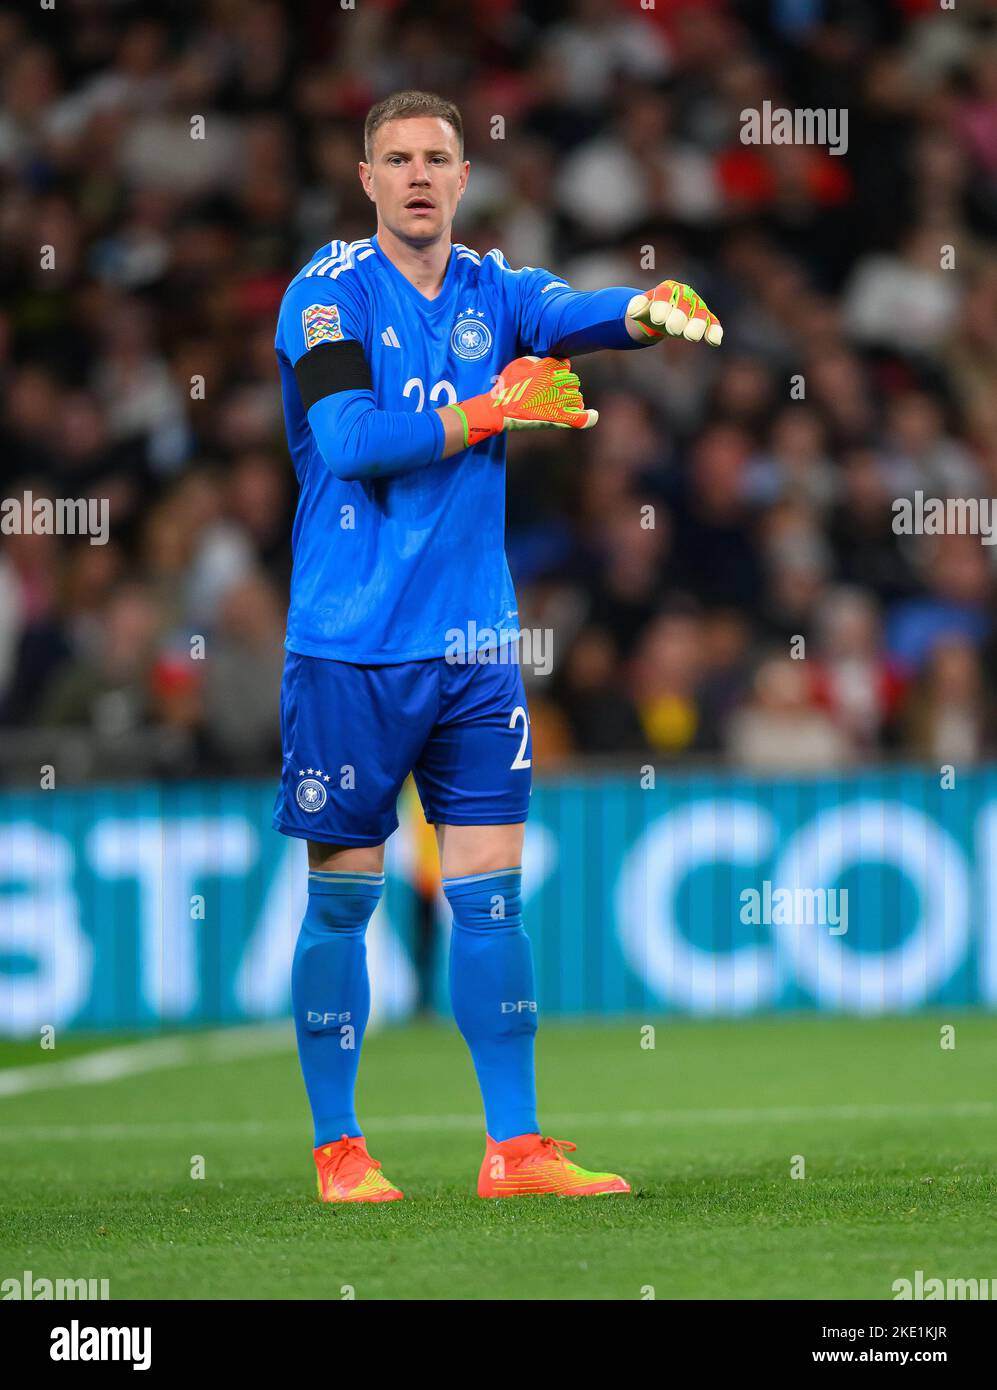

{"left": 510, "top": 260, "right": 645, "bottom": 357}
{"left": 275, "top": 272, "right": 369, "bottom": 367}
{"left": 276, "top": 271, "right": 444, "bottom": 481}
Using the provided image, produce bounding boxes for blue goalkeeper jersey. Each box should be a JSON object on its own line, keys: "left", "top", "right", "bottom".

{"left": 275, "top": 234, "right": 638, "bottom": 663}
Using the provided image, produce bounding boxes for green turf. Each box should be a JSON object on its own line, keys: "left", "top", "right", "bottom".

{"left": 1, "top": 1015, "right": 995, "bottom": 1299}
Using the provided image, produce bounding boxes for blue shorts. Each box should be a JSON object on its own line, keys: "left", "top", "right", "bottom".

{"left": 272, "top": 651, "right": 533, "bottom": 846}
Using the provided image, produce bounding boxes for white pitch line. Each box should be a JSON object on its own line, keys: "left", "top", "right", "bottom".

{"left": 0, "top": 1023, "right": 295, "bottom": 1099}
{"left": 2, "top": 1032, "right": 995, "bottom": 1139}
{"left": 0, "top": 1100, "right": 994, "bottom": 1145}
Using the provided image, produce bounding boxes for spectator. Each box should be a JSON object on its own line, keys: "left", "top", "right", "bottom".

{"left": 39, "top": 581, "right": 162, "bottom": 737}
{"left": 554, "top": 83, "right": 719, "bottom": 238}
{"left": 726, "top": 654, "right": 854, "bottom": 771}
{"left": 841, "top": 225, "right": 962, "bottom": 355}
{"left": 886, "top": 534, "right": 992, "bottom": 674}
{"left": 810, "top": 587, "right": 908, "bottom": 750}
{"left": 558, "top": 626, "right": 648, "bottom": 755}
{"left": 669, "top": 425, "right": 763, "bottom": 612}
{"left": 203, "top": 571, "right": 284, "bottom": 771}
{"left": 631, "top": 608, "right": 704, "bottom": 755}
{"left": 693, "top": 608, "right": 752, "bottom": 753}
{"left": 902, "top": 637, "right": 993, "bottom": 765}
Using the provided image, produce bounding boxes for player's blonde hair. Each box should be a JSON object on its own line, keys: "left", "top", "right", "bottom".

{"left": 363, "top": 90, "right": 464, "bottom": 162}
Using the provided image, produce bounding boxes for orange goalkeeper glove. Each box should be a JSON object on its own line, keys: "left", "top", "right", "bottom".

{"left": 626, "top": 280, "right": 723, "bottom": 346}
{"left": 448, "top": 355, "right": 598, "bottom": 449}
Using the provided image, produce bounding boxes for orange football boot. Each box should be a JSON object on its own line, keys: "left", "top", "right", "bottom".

{"left": 477, "top": 1133, "right": 631, "bottom": 1198}
{"left": 313, "top": 1134, "right": 403, "bottom": 1203}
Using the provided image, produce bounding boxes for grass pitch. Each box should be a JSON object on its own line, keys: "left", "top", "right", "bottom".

{"left": 1, "top": 1015, "right": 995, "bottom": 1300}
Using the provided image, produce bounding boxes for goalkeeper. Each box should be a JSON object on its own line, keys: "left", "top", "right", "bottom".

{"left": 272, "top": 89, "right": 721, "bottom": 1203}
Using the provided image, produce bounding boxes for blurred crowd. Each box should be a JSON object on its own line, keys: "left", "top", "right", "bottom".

{"left": 2, "top": 0, "right": 997, "bottom": 781}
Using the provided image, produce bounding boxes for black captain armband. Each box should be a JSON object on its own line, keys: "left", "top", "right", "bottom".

{"left": 294, "top": 340, "right": 373, "bottom": 411}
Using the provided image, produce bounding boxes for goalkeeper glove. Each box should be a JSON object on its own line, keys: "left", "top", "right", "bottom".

{"left": 626, "top": 280, "right": 723, "bottom": 346}
{"left": 448, "top": 355, "right": 598, "bottom": 449}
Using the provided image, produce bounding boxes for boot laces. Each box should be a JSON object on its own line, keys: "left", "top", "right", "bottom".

{"left": 329, "top": 1134, "right": 380, "bottom": 1176}
{"left": 539, "top": 1136, "right": 577, "bottom": 1162}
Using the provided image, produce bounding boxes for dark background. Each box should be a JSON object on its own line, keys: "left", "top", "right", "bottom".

{"left": 2, "top": 0, "right": 996, "bottom": 782}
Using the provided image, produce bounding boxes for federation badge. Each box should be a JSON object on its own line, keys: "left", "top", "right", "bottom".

{"left": 296, "top": 776, "right": 328, "bottom": 813}
{"left": 450, "top": 315, "right": 493, "bottom": 361}
{"left": 302, "top": 303, "right": 343, "bottom": 349}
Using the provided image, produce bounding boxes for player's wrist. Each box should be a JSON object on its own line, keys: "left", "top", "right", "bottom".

{"left": 448, "top": 394, "right": 502, "bottom": 448}
{"left": 445, "top": 403, "right": 472, "bottom": 448}
{"left": 624, "top": 308, "right": 659, "bottom": 343}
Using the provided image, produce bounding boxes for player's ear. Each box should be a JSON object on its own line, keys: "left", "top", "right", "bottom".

{"left": 358, "top": 161, "right": 375, "bottom": 202}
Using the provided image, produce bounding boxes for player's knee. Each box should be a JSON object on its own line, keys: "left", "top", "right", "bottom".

{"left": 302, "top": 872, "right": 385, "bottom": 935}
{"left": 442, "top": 868, "right": 523, "bottom": 934}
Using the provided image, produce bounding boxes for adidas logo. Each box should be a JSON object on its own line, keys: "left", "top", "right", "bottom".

{"left": 381, "top": 326, "right": 400, "bottom": 347}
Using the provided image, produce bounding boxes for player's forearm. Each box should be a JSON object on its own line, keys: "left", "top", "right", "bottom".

{"left": 307, "top": 391, "right": 445, "bottom": 480}
{"left": 537, "top": 287, "right": 649, "bottom": 356}
{"left": 307, "top": 385, "right": 553, "bottom": 477}
{"left": 536, "top": 282, "right": 724, "bottom": 353}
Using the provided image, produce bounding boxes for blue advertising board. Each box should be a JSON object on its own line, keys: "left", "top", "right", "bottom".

{"left": 1, "top": 767, "right": 995, "bottom": 1034}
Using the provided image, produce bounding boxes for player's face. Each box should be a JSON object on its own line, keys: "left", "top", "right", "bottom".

{"left": 360, "top": 116, "right": 468, "bottom": 243}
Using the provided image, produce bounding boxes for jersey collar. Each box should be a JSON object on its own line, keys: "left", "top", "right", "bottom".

{"left": 370, "top": 233, "right": 459, "bottom": 314}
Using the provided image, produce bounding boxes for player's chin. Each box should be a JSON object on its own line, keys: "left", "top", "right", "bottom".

{"left": 399, "top": 208, "right": 443, "bottom": 237}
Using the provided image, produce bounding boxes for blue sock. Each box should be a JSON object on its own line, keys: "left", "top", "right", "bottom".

{"left": 444, "top": 867, "right": 539, "bottom": 1141}
{"left": 291, "top": 870, "right": 383, "bottom": 1146}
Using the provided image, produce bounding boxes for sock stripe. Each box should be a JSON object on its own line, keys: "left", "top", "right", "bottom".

{"left": 307, "top": 871, "right": 385, "bottom": 892}
{"left": 308, "top": 869, "right": 384, "bottom": 878}
{"left": 308, "top": 870, "right": 384, "bottom": 879}
{"left": 441, "top": 867, "right": 522, "bottom": 890}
